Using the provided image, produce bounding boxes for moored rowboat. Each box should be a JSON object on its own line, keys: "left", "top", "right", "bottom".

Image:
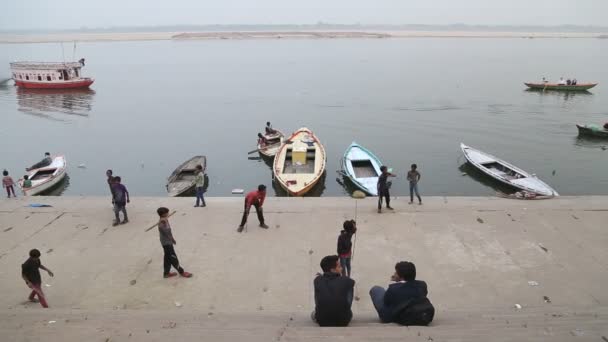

{"left": 19, "top": 155, "right": 67, "bottom": 196}
{"left": 460, "top": 143, "right": 558, "bottom": 197}
{"left": 524, "top": 82, "right": 597, "bottom": 91}
{"left": 339, "top": 142, "right": 382, "bottom": 196}
{"left": 576, "top": 124, "right": 608, "bottom": 138}
{"left": 166, "top": 156, "right": 206, "bottom": 197}
{"left": 258, "top": 130, "right": 285, "bottom": 157}
{"left": 273, "top": 127, "right": 326, "bottom": 196}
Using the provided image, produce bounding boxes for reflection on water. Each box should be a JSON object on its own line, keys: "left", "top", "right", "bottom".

{"left": 16, "top": 88, "right": 95, "bottom": 120}
{"left": 272, "top": 171, "right": 327, "bottom": 197}
{"left": 574, "top": 136, "right": 608, "bottom": 150}
{"left": 524, "top": 88, "right": 593, "bottom": 102}
{"left": 458, "top": 163, "right": 517, "bottom": 195}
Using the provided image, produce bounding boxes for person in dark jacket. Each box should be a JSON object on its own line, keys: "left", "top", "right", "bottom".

{"left": 377, "top": 165, "right": 396, "bottom": 213}
{"left": 337, "top": 220, "right": 357, "bottom": 277}
{"left": 369, "top": 261, "right": 432, "bottom": 324}
{"left": 312, "top": 255, "right": 355, "bottom": 327}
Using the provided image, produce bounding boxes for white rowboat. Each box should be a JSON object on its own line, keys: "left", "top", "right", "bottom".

{"left": 460, "top": 143, "right": 558, "bottom": 197}
{"left": 273, "top": 127, "right": 326, "bottom": 196}
{"left": 166, "top": 156, "right": 206, "bottom": 197}
{"left": 340, "top": 142, "right": 382, "bottom": 196}
{"left": 19, "top": 155, "right": 67, "bottom": 196}
{"left": 258, "top": 130, "right": 285, "bottom": 158}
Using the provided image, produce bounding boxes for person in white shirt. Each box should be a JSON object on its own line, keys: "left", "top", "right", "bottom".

{"left": 558, "top": 77, "right": 566, "bottom": 85}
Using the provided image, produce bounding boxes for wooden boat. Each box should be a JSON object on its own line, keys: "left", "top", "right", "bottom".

{"left": 19, "top": 155, "right": 67, "bottom": 196}
{"left": 576, "top": 124, "right": 608, "bottom": 138}
{"left": 524, "top": 82, "right": 597, "bottom": 91}
{"left": 339, "top": 142, "right": 382, "bottom": 196}
{"left": 10, "top": 61, "right": 94, "bottom": 89}
{"left": 166, "top": 156, "right": 206, "bottom": 197}
{"left": 258, "top": 130, "right": 285, "bottom": 157}
{"left": 460, "top": 143, "right": 558, "bottom": 197}
{"left": 273, "top": 127, "right": 326, "bottom": 196}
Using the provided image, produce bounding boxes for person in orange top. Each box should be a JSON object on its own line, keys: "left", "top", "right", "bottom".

{"left": 238, "top": 184, "right": 268, "bottom": 232}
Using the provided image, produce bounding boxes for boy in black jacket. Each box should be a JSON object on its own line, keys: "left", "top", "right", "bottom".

{"left": 369, "top": 261, "right": 433, "bottom": 324}
{"left": 312, "top": 255, "right": 355, "bottom": 327}
{"left": 337, "top": 220, "right": 357, "bottom": 277}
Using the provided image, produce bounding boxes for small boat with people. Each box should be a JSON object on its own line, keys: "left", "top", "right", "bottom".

{"left": 166, "top": 156, "right": 206, "bottom": 197}
{"left": 576, "top": 123, "right": 608, "bottom": 138}
{"left": 460, "top": 143, "right": 558, "bottom": 197}
{"left": 524, "top": 78, "right": 597, "bottom": 91}
{"left": 273, "top": 127, "right": 326, "bottom": 196}
{"left": 10, "top": 59, "right": 94, "bottom": 89}
{"left": 19, "top": 155, "right": 67, "bottom": 196}
{"left": 257, "top": 130, "right": 285, "bottom": 158}
{"left": 339, "top": 142, "right": 383, "bottom": 196}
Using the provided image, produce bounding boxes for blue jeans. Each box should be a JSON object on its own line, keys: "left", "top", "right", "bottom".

{"left": 340, "top": 256, "right": 351, "bottom": 277}
{"left": 369, "top": 286, "right": 391, "bottom": 323}
{"left": 195, "top": 187, "right": 206, "bottom": 206}
{"left": 409, "top": 182, "right": 421, "bottom": 203}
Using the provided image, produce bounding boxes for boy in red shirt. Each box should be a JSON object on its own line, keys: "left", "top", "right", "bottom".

{"left": 237, "top": 184, "right": 268, "bottom": 232}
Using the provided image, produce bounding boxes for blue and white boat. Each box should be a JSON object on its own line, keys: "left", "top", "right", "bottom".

{"left": 339, "top": 142, "right": 383, "bottom": 196}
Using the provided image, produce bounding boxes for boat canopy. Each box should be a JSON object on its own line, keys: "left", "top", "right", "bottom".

{"left": 10, "top": 62, "right": 83, "bottom": 71}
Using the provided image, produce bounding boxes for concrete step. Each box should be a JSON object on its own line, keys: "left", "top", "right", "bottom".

{"left": 2, "top": 306, "right": 607, "bottom": 342}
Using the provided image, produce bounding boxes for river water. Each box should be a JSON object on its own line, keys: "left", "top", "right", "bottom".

{"left": 0, "top": 38, "right": 607, "bottom": 197}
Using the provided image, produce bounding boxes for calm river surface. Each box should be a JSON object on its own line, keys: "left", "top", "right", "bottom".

{"left": 0, "top": 38, "right": 607, "bottom": 197}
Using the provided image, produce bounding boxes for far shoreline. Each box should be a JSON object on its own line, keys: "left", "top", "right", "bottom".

{"left": 1, "top": 30, "right": 607, "bottom": 44}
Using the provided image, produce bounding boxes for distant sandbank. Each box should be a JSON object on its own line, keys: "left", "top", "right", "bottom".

{"left": 0, "top": 30, "right": 606, "bottom": 44}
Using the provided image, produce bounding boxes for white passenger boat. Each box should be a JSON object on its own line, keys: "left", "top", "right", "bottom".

{"left": 460, "top": 143, "right": 558, "bottom": 197}
{"left": 273, "top": 127, "right": 326, "bottom": 196}
{"left": 19, "top": 155, "right": 67, "bottom": 196}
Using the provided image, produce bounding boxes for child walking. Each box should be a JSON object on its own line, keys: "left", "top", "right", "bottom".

{"left": 407, "top": 164, "right": 422, "bottom": 205}
{"left": 337, "top": 220, "right": 357, "bottom": 277}
{"left": 2, "top": 170, "right": 17, "bottom": 198}
{"left": 157, "top": 207, "right": 193, "bottom": 278}
{"left": 21, "top": 249, "right": 54, "bottom": 308}
{"left": 111, "top": 176, "right": 130, "bottom": 226}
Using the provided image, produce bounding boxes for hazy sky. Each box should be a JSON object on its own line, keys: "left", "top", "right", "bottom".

{"left": 1, "top": 0, "right": 606, "bottom": 30}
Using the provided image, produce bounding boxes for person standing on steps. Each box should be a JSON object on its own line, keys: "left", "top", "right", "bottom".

{"left": 193, "top": 164, "right": 206, "bottom": 207}
{"left": 106, "top": 169, "right": 115, "bottom": 204}
{"left": 237, "top": 184, "right": 268, "bottom": 232}
{"left": 407, "top": 164, "right": 422, "bottom": 205}
{"left": 21, "top": 249, "right": 54, "bottom": 308}
{"left": 111, "top": 176, "right": 130, "bottom": 226}
{"left": 337, "top": 220, "right": 357, "bottom": 277}
{"left": 157, "top": 207, "right": 193, "bottom": 279}
{"left": 377, "top": 166, "right": 396, "bottom": 213}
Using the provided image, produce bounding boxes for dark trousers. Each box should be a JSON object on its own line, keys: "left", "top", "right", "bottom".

{"left": 114, "top": 202, "right": 128, "bottom": 222}
{"left": 195, "top": 187, "right": 206, "bottom": 206}
{"left": 5, "top": 185, "right": 16, "bottom": 198}
{"left": 162, "top": 245, "right": 184, "bottom": 276}
{"left": 340, "top": 256, "right": 352, "bottom": 277}
{"left": 240, "top": 202, "right": 264, "bottom": 227}
{"left": 378, "top": 189, "right": 390, "bottom": 209}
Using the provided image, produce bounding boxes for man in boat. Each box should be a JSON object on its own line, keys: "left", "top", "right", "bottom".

{"left": 311, "top": 255, "right": 355, "bottom": 327}
{"left": 369, "top": 261, "right": 434, "bottom": 326}
{"left": 237, "top": 184, "right": 269, "bottom": 232}
{"left": 566, "top": 79, "right": 572, "bottom": 85}
{"left": 377, "top": 166, "right": 396, "bottom": 213}
{"left": 572, "top": 78, "right": 578, "bottom": 85}
{"left": 558, "top": 77, "right": 566, "bottom": 85}
{"left": 258, "top": 133, "right": 269, "bottom": 147}
{"left": 265, "top": 122, "right": 276, "bottom": 135}
{"left": 26, "top": 152, "right": 52, "bottom": 171}
{"left": 79, "top": 58, "right": 85, "bottom": 66}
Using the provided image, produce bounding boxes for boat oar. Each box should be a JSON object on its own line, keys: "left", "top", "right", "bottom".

{"left": 247, "top": 149, "right": 259, "bottom": 155}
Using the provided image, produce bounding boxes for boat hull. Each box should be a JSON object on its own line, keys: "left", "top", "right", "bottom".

{"left": 524, "top": 82, "right": 597, "bottom": 91}
{"left": 576, "top": 124, "right": 608, "bottom": 138}
{"left": 14, "top": 78, "right": 94, "bottom": 89}
{"left": 460, "top": 143, "right": 558, "bottom": 197}
{"left": 340, "top": 142, "right": 382, "bottom": 196}
{"left": 273, "top": 128, "right": 326, "bottom": 196}
{"left": 19, "top": 155, "right": 67, "bottom": 196}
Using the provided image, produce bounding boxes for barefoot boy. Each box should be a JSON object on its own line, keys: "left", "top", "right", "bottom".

{"left": 21, "top": 249, "right": 53, "bottom": 308}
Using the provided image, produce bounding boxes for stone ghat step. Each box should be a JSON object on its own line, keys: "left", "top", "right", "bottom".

{"left": 2, "top": 307, "right": 607, "bottom": 342}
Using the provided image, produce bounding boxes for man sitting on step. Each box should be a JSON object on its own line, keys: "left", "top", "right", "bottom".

{"left": 311, "top": 255, "right": 355, "bottom": 327}
{"left": 369, "top": 261, "right": 434, "bottom": 326}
